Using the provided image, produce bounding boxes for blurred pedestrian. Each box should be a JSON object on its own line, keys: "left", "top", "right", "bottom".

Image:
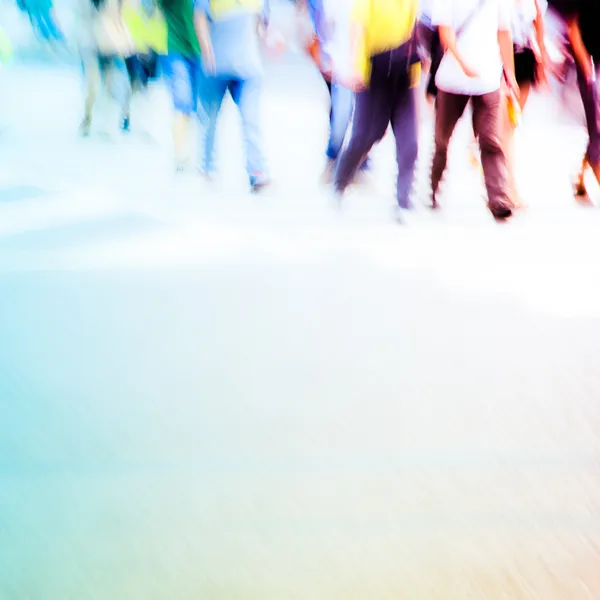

{"left": 430, "top": 0, "right": 518, "bottom": 221}
{"left": 77, "top": 0, "right": 134, "bottom": 138}
{"left": 297, "top": 0, "right": 364, "bottom": 182}
{"left": 334, "top": 0, "right": 421, "bottom": 218}
{"left": 122, "top": 0, "right": 168, "bottom": 135}
{"left": 195, "top": 0, "right": 271, "bottom": 191}
{"left": 504, "top": 0, "right": 549, "bottom": 207}
{"left": 157, "top": 0, "right": 202, "bottom": 171}
{"left": 550, "top": 0, "right": 600, "bottom": 198}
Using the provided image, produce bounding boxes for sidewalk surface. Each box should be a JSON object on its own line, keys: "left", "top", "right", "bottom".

{"left": 2, "top": 4, "right": 600, "bottom": 598}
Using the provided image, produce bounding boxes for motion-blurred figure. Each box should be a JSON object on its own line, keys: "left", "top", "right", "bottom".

{"left": 550, "top": 0, "right": 600, "bottom": 199}
{"left": 157, "top": 0, "right": 202, "bottom": 171}
{"left": 17, "top": 0, "right": 64, "bottom": 45}
{"left": 334, "top": 0, "right": 420, "bottom": 218}
{"left": 195, "top": 0, "right": 270, "bottom": 191}
{"left": 122, "top": 0, "right": 168, "bottom": 135}
{"left": 297, "top": 0, "right": 361, "bottom": 182}
{"left": 505, "top": 0, "right": 549, "bottom": 207}
{"left": 430, "top": 0, "right": 518, "bottom": 221}
{"left": 77, "top": 0, "right": 134, "bottom": 137}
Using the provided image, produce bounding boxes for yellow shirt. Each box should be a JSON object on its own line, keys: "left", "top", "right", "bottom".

{"left": 351, "top": 0, "right": 419, "bottom": 83}
{"left": 208, "top": 0, "right": 263, "bottom": 19}
{"left": 122, "top": 2, "right": 168, "bottom": 54}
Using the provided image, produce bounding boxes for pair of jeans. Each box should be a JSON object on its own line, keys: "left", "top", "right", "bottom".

{"left": 335, "top": 48, "right": 418, "bottom": 208}
{"left": 198, "top": 74, "right": 267, "bottom": 182}
{"left": 161, "top": 54, "right": 202, "bottom": 115}
{"left": 432, "top": 90, "right": 511, "bottom": 212}
{"left": 325, "top": 81, "right": 354, "bottom": 162}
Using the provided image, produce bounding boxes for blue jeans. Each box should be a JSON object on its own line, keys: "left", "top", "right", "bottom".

{"left": 161, "top": 54, "right": 202, "bottom": 115}
{"left": 198, "top": 74, "right": 267, "bottom": 182}
{"left": 327, "top": 82, "right": 354, "bottom": 161}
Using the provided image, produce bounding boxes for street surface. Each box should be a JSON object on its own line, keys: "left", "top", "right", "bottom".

{"left": 1, "top": 3, "right": 600, "bottom": 598}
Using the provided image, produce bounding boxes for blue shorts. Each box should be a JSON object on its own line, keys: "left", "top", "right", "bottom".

{"left": 161, "top": 54, "right": 201, "bottom": 115}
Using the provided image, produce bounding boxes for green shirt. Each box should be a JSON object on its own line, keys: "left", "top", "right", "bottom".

{"left": 158, "top": 0, "right": 200, "bottom": 57}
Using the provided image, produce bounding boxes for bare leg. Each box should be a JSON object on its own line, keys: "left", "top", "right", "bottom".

{"left": 504, "top": 82, "right": 531, "bottom": 208}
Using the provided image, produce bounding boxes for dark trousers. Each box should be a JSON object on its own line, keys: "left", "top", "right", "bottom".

{"left": 576, "top": 63, "right": 600, "bottom": 167}
{"left": 335, "top": 48, "right": 418, "bottom": 208}
{"left": 431, "top": 90, "right": 511, "bottom": 211}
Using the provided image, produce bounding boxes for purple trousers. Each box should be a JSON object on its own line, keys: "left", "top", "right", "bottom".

{"left": 335, "top": 47, "right": 419, "bottom": 209}
{"left": 576, "top": 62, "right": 600, "bottom": 167}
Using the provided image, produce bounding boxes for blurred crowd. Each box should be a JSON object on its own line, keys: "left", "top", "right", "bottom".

{"left": 0, "top": 0, "right": 599, "bottom": 220}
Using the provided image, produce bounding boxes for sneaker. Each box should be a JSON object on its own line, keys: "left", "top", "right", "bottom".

{"left": 78, "top": 117, "right": 91, "bottom": 137}
{"left": 175, "top": 160, "right": 189, "bottom": 173}
{"left": 250, "top": 174, "right": 270, "bottom": 193}
{"left": 488, "top": 200, "right": 512, "bottom": 221}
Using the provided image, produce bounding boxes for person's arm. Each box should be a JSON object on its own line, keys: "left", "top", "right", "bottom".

{"left": 566, "top": 14, "right": 592, "bottom": 82}
{"left": 193, "top": 1, "right": 215, "bottom": 73}
{"left": 497, "top": 0, "right": 518, "bottom": 94}
{"left": 432, "top": 0, "right": 477, "bottom": 78}
{"left": 438, "top": 25, "right": 477, "bottom": 77}
{"left": 346, "top": 18, "right": 367, "bottom": 89}
{"left": 533, "top": 0, "right": 549, "bottom": 83}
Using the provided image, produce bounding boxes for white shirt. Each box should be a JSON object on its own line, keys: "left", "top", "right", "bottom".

{"left": 511, "top": 0, "right": 546, "bottom": 51}
{"left": 432, "top": 0, "right": 511, "bottom": 96}
{"left": 322, "top": 0, "right": 354, "bottom": 83}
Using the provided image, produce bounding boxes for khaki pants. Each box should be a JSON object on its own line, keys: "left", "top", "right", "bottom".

{"left": 431, "top": 89, "right": 511, "bottom": 214}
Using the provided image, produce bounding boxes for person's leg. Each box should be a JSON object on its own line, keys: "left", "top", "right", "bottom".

{"left": 80, "top": 53, "right": 101, "bottom": 135}
{"left": 104, "top": 57, "right": 132, "bottom": 131}
{"left": 472, "top": 90, "right": 512, "bottom": 218}
{"left": 197, "top": 71, "right": 227, "bottom": 178}
{"left": 503, "top": 80, "right": 531, "bottom": 206}
{"left": 391, "top": 84, "right": 418, "bottom": 209}
{"left": 229, "top": 77, "right": 269, "bottom": 189}
{"left": 327, "top": 83, "right": 354, "bottom": 162}
{"left": 431, "top": 90, "right": 469, "bottom": 207}
{"left": 334, "top": 58, "right": 392, "bottom": 195}
{"left": 576, "top": 62, "right": 600, "bottom": 190}
{"left": 162, "top": 54, "right": 197, "bottom": 169}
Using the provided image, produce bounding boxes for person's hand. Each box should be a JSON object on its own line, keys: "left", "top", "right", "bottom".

{"left": 459, "top": 60, "right": 478, "bottom": 79}
{"left": 505, "top": 71, "right": 520, "bottom": 99}
{"left": 342, "top": 72, "right": 367, "bottom": 92}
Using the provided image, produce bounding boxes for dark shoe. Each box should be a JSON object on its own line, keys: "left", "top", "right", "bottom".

{"left": 488, "top": 200, "right": 512, "bottom": 221}
{"left": 120, "top": 116, "right": 131, "bottom": 133}
{"left": 250, "top": 175, "right": 271, "bottom": 193}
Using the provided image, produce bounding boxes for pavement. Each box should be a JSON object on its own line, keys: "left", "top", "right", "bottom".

{"left": 2, "top": 5, "right": 600, "bottom": 598}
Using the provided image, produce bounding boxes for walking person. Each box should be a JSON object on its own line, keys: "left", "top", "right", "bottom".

{"left": 194, "top": 0, "right": 271, "bottom": 192}
{"left": 77, "top": 0, "right": 134, "bottom": 138}
{"left": 430, "top": 0, "right": 519, "bottom": 220}
{"left": 334, "top": 0, "right": 421, "bottom": 218}
{"left": 122, "top": 0, "right": 168, "bottom": 135}
{"left": 550, "top": 0, "right": 600, "bottom": 199}
{"left": 505, "top": 0, "right": 549, "bottom": 206}
{"left": 297, "top": 0, "right": 369, "bottom": 182}
{"left": 157, "top": 0, "right": 202, "bottom": 171}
